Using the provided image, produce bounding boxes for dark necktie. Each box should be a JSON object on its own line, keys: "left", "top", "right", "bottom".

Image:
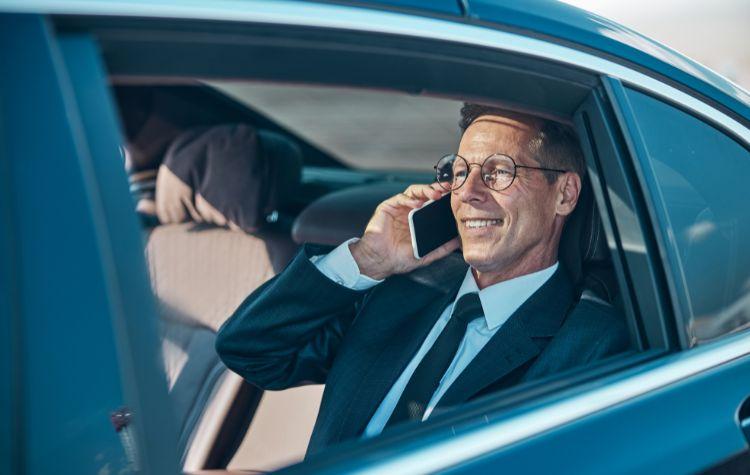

{"left": 385, "top": 292, "right": 484, "bottom": 427}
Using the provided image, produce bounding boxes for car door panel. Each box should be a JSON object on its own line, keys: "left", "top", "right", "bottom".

{"left": 0, "top": 15, "right": 179, "bottom": 474}
{"left": 57, "top": 31, "right": 182, "bottom": 473}
{"left": 448, "top": 345, "right": 750, "bottom": 474}
{"left": 4, "top": 2, "right": 750, "bottom": 472}
{"left": 0, "top": 15, "right": 132, "bottom": 473}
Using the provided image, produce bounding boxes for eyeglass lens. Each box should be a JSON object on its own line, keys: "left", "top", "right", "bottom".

{"left": 435, "top": 154, "right": 516, "bottom": 191}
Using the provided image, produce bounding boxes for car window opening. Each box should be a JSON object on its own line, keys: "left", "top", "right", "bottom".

{"left": 113, "top": 79, "right": 640, "bottom": 473}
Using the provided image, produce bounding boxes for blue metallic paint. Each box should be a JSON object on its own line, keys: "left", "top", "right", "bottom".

{"left": 0, "top": 15, "right": 130, "bottom": 474}
{"left": 58, "top": 34, "right": 180, "bottom": 473}
{"left": 332, "top": 0, "right": 463, "bottom": 16}
{"left": 447, "top": 349, "right": 750, "bottom": 474}
{"left": 3, "top": 1, "right": 750, "bottom": 473}
{"left": 0, "top": 14, "right": 179, "bottom": 474}
{"left": 0, "top": 70, "right": 19, "bottom": 475}
{"left": 5, "top": 0, "right": 749, "bottom": 121}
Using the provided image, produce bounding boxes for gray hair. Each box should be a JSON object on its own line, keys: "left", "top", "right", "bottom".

{"left": 459, "top": 103, "right": 585, "bottom": 182}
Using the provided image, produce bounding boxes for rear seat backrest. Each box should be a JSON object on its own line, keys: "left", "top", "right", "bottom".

{"left": 148, "top": 224, "right": 277, "bottom": 332}
{"left": 291, "top": 182, "right": 407, "bottom": 246}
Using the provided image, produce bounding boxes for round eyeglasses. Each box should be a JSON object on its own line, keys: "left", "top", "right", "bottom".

{"left": 434, "top": 154, "right": 568, "bottom": 192}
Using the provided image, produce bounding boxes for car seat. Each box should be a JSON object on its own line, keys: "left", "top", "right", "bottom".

{"left": 136, "top": 125, "right": 325, "bottom": 472}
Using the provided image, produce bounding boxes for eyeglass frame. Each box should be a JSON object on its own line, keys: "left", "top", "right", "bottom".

{"left": 433, "top": 153, "right": 569, "bottom": 192}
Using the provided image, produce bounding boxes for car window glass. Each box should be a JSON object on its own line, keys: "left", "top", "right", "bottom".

{"left": 624, "top": 87, "right": 750, "bottom": 344}
{"left": 209, "top": 82, "right": 463, "bottom": 171}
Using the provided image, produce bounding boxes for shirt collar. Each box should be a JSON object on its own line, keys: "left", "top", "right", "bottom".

{"left": 453, "top": 262, "right": 559, "bottom": 331}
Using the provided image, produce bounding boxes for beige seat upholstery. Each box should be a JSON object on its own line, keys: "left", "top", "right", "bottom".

{"left": 147, "top": 224, "right": 277, "bottom": 333}
{"left": 147, "top": 223, "right": 324, "bottom": 471}
{"left": 140, "top": 125, "right": 324, "bottom": 471}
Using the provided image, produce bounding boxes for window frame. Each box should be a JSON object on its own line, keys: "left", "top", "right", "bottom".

{"left": 287, "top": 78, "right": 677, "bottom": 472}
{"left": 575, "top": 85, "right": 678, "bottom": 351}
{"left": 605, "top": 78, "right": 750, "bottom": 348}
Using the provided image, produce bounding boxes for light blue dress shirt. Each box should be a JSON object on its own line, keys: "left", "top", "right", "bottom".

{"left": 311, "top": 238, "right": 557, "bottom": 437}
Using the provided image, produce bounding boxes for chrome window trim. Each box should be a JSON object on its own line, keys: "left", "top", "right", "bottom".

{"left": 5, "top": 0, "right": 750, "bottom": 147}
{"left": 5, "top": 0, "right": 750, "bottom": 471}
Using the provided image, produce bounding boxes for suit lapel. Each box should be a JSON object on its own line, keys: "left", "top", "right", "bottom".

{"left": 335, "top": 267, "right": 465, "bottom": 442}
{"left": 436, "top": 267, "right": 574, "bottom": 408}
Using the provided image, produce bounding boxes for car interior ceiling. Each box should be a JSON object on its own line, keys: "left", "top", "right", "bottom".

{"left": 102, "top": 22, "right": 632, "bottom": 471}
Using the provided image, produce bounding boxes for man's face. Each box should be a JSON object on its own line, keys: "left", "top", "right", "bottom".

{"left": 450, "top": 115, "right": 563, "bottom": 277}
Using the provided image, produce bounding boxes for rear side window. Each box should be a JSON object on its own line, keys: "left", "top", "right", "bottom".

{"left": 623, "top": 87, "right": 750, "bottom": 344}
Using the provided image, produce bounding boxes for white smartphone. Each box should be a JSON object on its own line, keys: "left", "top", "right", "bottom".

{"left": 408, "top": 193, "right": 459, "bottom": 259}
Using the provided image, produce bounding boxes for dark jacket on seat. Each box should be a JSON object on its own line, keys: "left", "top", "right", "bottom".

{"left": 215, "top": 244, "right": 629, "bottom": 455}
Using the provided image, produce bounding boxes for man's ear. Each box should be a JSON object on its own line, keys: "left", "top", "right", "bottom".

{"left": 555, "top": 172, "right": 581, "bottom": 217}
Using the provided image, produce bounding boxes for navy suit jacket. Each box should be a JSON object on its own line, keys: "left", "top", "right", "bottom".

{"left": 216, "top": 244, "right": 629, "bottom": 455}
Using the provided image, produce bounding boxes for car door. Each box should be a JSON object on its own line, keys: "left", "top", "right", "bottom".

{"left": 0, "top": 14, "right": 180, "bottom": 475}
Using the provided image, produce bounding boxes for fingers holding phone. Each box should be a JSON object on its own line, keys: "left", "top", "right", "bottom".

{"left": 401, "top": 183, "right": 444, "bottom": 203}
{"left": 377, "top": 183, "right": 445, "bottom": 215}
{"left": 349, "top": 183, "right": 453, "bottom": 280}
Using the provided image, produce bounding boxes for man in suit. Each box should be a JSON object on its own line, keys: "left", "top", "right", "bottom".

{"left": 216, "top": 104, "right": 630, "bottom": 455}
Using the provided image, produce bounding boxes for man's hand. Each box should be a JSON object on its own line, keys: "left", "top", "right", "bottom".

{"left": 349, "top": 183, "right": 460, "bottom": 280}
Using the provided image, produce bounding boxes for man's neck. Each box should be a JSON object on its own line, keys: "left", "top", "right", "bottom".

{"left": 471, "top": 256, "right": 558, "bottom": 290}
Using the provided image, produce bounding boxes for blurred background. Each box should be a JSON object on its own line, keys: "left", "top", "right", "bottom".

{"left": 562, "top": 0, "right": 750, "bottom": 89}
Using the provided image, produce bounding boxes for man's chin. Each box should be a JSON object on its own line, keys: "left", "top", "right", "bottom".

{"left": 461, "top": 248, "right": 497, "bottom": 271}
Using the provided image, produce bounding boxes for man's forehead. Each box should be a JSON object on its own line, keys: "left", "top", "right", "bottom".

{"left": 459, "top": 114, "right": 537, "bottom": 158}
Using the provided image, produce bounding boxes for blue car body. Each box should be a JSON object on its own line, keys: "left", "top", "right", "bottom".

{"left": 2, "top": 1, "right": 749, "bottom": 474}
{"left": 336, "top": 0, "right": 750, "bottom": 121}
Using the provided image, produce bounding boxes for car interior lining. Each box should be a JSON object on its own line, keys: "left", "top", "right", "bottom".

{"left": 64, "top": 16, "right": 598, "bottom": 120}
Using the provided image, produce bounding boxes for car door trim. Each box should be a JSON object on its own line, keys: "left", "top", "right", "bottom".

{"left": 8, "top": 0, "right": 750, "bottom": 147}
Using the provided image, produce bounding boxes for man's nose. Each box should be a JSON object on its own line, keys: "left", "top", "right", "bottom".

{"left": 456, "top": 167, "right": 486, "bottom": 203}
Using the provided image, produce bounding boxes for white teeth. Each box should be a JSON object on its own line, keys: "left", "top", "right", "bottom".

{"left": 464, "top": 219, "right": 502, "bottom": 229}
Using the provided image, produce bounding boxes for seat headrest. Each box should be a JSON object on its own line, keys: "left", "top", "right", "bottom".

{"left": 154, "top": 125, "right": 302, "bottom": 233}
{"left": 558, "top": 178, "right": 612, "bottom": 298}
{"left": 292, "top": 182, "right": 407, "bottom": 245}
{"left": 294, "top": 180, "right": 610, "bottom": 295}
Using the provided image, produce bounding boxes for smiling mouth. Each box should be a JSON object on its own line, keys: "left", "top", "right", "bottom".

{"left": 462, "top": 219, "right": 503, "bottom": 229}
